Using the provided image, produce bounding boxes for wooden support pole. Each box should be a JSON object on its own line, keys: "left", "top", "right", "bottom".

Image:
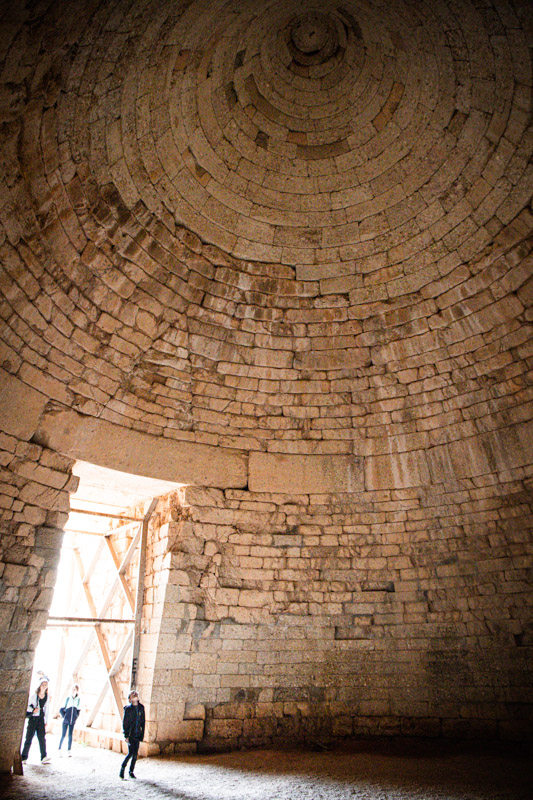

{"left": 49, "top": 496, "right": 159, "bottom": 736}
{"left": 104, "top": 536, "right": 136, "bottom": 612}
{"left": 86, "top": 630, "right": 133, "bottom": 728}
{"left": 48, "top": 617, "right": 135, "bottom": 625}
{"left": 73, "top": 546, "right": 98, "bottom": 617}
{"left": 81, "top": 537, "right": 106, "bottom": 587}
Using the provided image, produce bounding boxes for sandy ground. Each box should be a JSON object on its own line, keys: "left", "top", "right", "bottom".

{"left": 1, "top": 734, "right": 531, "bottom": 800}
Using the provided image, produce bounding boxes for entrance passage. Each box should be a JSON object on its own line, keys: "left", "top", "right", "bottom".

{"left": 32, "top": 462, "right": 179, "bottom": 749}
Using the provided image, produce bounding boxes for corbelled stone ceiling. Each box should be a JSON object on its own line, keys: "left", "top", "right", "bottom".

{"left": 1, "top": 0, "right": 533, "bottom": 771}
{"left": 0, "top": 0, "right": 531, "bottom": 460}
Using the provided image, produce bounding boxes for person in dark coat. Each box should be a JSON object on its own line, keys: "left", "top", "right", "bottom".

{"left": 21, "top": 677, "right": 51, "bottom": 764}
{"left": 119, "top": 690, "right": 145, "bottom": 779}
{"left": 58, "top": 684, "right": 81, "bottom": 756}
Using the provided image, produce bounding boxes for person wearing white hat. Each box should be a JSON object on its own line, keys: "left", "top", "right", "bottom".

{"left": 21, "top": 677, "right": 51, "bottom": 764}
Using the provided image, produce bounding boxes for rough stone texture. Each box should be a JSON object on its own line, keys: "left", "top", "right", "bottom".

{"left": 0, "top": 0, "right": 531, "bottom": 458}
{"left": 0, "top": 425, "right": 75, "bottom": 773}
{"left": 34, "top": 406, "right": 248, "bottom": 489}
{"left": 249, "top": 452, "right": 364, "bottom": 494}
{"left": 0, "top": 0, "right": 532, "bottom": 773}
{"left": 138, "top": 485, "right": 533, "bottom": 754}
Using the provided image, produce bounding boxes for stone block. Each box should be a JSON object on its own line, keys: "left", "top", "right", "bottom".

{"left": 249, "top": 452, "right": 364, "bottom": 494}
{"left": 238, "top": 590, "right": 271, "bottom": 608}
{"left": 155, "top": 719, "right": 204, "bottom": 742}
{"left": 35, "top": 408, "right": 248, "bottom": 488}
{"left": 0, "top": 369, "right": 47, "bottom": 440}
{"left": 205, "top": 718, "right": 243, "bottom": 739}
{"left": 184, "top": 703, "right": 206, "bottom": 720}
{"left": 400, "top": 717, "right": 441, "bottom": 737}
{"left": 365, "top": 450, "right": 430, "bottom": 490}
{"left": 441, "top": 718, "right": 498, "bottom": 738}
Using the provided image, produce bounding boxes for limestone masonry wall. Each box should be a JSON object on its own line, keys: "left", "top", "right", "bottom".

{"left": 0, "top": 427, "right": 75, "bottom": 772}
{"left": 143, "top": 481, "right": 532, "bottom": 754}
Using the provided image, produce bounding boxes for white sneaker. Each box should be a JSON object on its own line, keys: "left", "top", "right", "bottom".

{"left": 67, "top": 751, "right": 72, "bottom": 758}
{"left": 58, "top": 750, "right": 63, "bottom": 757}
{"left": 41, "top": 756, "right": 51, "bottom": 764}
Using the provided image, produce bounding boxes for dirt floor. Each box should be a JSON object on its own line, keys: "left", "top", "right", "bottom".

{"left": 0, "top": 734, "right": 531, "bottom": 800}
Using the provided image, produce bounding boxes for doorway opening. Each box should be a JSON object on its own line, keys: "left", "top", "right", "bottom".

{"left": 31, "top": 461, "right": 181, "bottom": 750}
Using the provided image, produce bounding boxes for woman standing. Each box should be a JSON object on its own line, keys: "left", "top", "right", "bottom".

{"left": 21, "top": 677, "right": 51, "bottom": 764}
{"left": 58, "top": 684, "right": 81, "bottom": 756}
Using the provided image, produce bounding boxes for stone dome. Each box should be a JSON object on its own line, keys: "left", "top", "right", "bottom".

{"left": 1, "top": 0, "right": 531, "bottom": 473}
{"left": 1, "top": 0, "right": 533, "bottom": 770}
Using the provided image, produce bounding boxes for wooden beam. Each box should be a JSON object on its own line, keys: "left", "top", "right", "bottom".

{"left": 69, "top": 507, "right": 143, "bottom": 522}
{"left": 92, "top": 625, "right": 128, "bottom": 724}
{"left": 86, "top": 630, "right": 133, "bottom": 728}
{"left": 63, "top": 529, "right": 118, "bottom": 537}
{"left": 59, "top": 503, "right": 145, "bottom": 730}
{"left": 81, "top": 537, "right": 106, "bottom": 586}
{"left": 52, "top": 627, "right": 71, "bottom": 721}
{"left": 104, "top": 536, "right": 136, "bottom": 613}
{"left": 73, "top": 546, "right": 98, "bottom": 617}
{"left": 72, "top": 522, "right": 141, "bottom": 678}
{"left": 117, "top": 525, "right": 142, "bottom": 574}
{"left": 98, "top": 527, "right": 140, "bottom": 619}
{"left": 51, "top": 632, "right": 66, "bottom": 718}
{"left": 48, "top": 617, "right": 135, "bottom": 625}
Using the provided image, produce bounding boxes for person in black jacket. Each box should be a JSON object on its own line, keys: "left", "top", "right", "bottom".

{"left": 119, "top": 690, "right": 145, "bottom": 780}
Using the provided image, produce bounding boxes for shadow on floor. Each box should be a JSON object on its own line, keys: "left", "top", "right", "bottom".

{"left": 1, "top": 737, "right": 531, "bottom": 800}
{"left": 156, "top": 738, "right": 533, "bottom": 800}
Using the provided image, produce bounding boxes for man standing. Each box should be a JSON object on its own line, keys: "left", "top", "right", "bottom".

{"left": 119, "top": 690, "right": 145, "bottom": 780}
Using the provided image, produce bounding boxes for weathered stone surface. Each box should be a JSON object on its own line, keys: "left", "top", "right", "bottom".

{"left": 364, "top": 451, "right": 430, "bottom": 491}
{"left": 0, "top": 435, "right": 73, "bottom": 773}
{"left": 0, "top": 370, "right": 47, "bottom": 441}
{"left": 104, "top": 482, "right": 533, "bottom": 756}
{"left": 35, "top": 409, "right": 248, "bottom": 490}
{"left": 249, "top": 453, "right": 364, "bottom": 494}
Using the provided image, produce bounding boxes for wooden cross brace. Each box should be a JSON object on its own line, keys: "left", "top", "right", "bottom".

{"left": 70, "top": 523, "right": 141, "bottom": 724}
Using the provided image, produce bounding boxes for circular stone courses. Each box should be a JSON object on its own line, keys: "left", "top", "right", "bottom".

{"left": 0, "top": 0, "right": 530, "bottom": 459}
{"left": 289, "top": 12, "right": 339, "bottom": 63}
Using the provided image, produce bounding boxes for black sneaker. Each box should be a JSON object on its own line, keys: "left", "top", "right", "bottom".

{"left": 119, "top": 770, "right": 125, "bottom": 780}
{"left": 129, "top": 773, "right": 136, "bottom": 779}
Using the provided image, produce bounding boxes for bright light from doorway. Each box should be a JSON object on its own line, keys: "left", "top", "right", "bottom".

{"left": 32, "top": 461, "right": 181, "bottom": 742}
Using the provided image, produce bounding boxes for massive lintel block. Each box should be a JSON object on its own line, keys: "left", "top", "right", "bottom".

{"left": 249, "top": 452, "right": 364, "bottom": 494}
{"left": 34, "top": 408, "right": 248, "bottom": 489}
